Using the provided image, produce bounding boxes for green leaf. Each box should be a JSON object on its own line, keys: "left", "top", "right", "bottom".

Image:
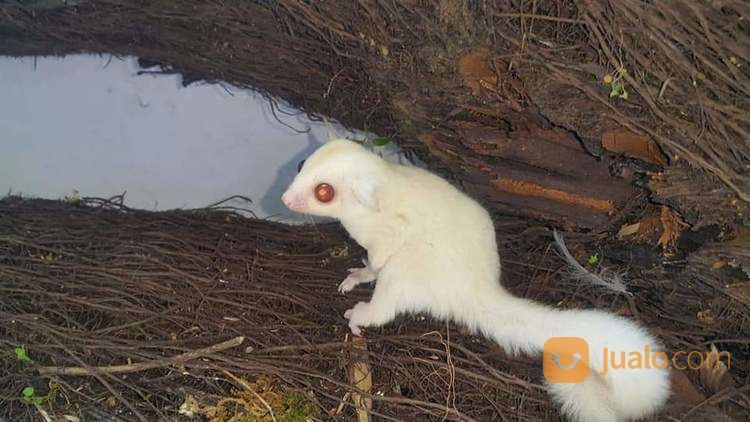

{"left": 15, "top": 346, "right": 32, "bottom": 363}
{"left": 609, "top": 81, "right": 628, "bottom": 99}
{"left": 609, "top": 82, "right": 622, "bottom": 98}
{"left": 587, "top": 254, "right": 600, "bottom": 267}
{"left": 371, "top": 137, "right": 391, "bottom": 147}
{"left": 21, "top": 386, "right": 48, "bottom": 406}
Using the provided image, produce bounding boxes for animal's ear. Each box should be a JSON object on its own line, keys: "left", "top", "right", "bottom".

{"left": 350, "top": 176, "right": 380, "bottom": 211}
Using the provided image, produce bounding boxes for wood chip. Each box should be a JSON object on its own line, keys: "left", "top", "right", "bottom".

{"left": 697, "top": 309, "right": 715, "bottom": 325}
{"left": 657, "top": 206, "right": 687, "bottom": 251}
{"left": 459, "top": 48, "right": 497, "bottom": 97}
{"left": 699, "top": 344, "right": 735, "bottom": 394}
{"left": 726, "top": 281, "right": 750, "bottom": 305}
{"left": 602, "top": 129, "right": 667, "bottom": 165}
{"left": 349, "top": 336, "right": 373, "bottom": 422}
{"left": 617, "top": 222, "right": 641, "bottom": 239}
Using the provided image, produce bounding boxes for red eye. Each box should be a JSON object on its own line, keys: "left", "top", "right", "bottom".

{"left": 314, "top": 183, "right": 335, "bottom": 203}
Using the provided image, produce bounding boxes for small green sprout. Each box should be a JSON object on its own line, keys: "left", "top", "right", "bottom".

{"left": 603, "top": 68, "right": 629, "bottom": 100}
{"left": 15, "top": 346, "right": 32, "bottom": 364}
{"left": 609, "top": 81, "right": 628, "bottom": 99}
{"left": 22, "top": 386, "right": 47, "bottom": 406}
{"left": 349, "top": 136, "right": 392, "bottom": 148}
{"left": 370, "top": 137, "right": 392, "bottom": 147}
{"left": 21, "top": 382, "right": 58, "bottom": 407}
{"left": 587, "top": 254, "right": 600, "bottom": 267}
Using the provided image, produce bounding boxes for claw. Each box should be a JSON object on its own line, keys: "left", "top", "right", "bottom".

{"left": 349, "top": 323, "right": 363, "bottom": 337}
{"left": 338, "top": 277, "right": 357, "bottom": 294}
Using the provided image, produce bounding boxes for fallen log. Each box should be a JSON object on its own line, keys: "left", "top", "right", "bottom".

{"left": 0, "top": 0, "right": 644, "bottom": 230}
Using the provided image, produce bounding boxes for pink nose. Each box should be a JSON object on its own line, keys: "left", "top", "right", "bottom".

{"left": 281, "top": 192, "right": 305, "bottom": 211}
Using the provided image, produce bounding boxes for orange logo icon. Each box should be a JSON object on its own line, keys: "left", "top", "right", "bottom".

{"left": 543, "top": 337, "right": 590, "bottom": 383}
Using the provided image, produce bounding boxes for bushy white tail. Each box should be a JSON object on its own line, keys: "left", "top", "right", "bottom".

{"left": 474, "top": 294, "right": 671, "bottom": 421}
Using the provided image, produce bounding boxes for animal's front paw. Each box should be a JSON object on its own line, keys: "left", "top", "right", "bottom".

{"left": 348, "top": 322, "right": 363, "bottom": 337}
{"left": 338, "top": 275, "right": 360, "bottom": 294}
{"left": 338, "top": 266, "right": 375, "bottom": 294}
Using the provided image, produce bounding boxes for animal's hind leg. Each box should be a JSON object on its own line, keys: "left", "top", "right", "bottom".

{"left": 338, "top": 259, "right": 377, "bottom": 294}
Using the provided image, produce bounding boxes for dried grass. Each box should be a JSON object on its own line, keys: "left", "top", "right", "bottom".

{"left": 0, "top": 197, "right": 747, "bottom": 420}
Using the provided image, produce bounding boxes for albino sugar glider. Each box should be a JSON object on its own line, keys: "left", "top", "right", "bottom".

{"left": 281, "top": 139, "right": 670, "bottom": 422}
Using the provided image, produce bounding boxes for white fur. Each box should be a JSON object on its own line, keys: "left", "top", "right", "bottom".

{"left": 282, "top": 139, "right": 671, "bottom": 421}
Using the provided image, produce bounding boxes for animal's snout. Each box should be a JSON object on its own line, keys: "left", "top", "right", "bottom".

{"left": 281, "top": 191, "right": 306, "bottom": 211}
